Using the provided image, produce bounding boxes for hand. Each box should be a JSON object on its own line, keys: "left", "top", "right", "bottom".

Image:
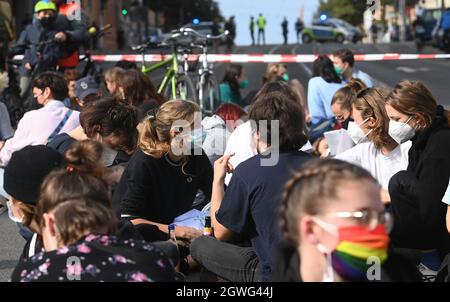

{"left": 174, "top": 226, "right": 202, "bottom": 241}
{"left": 213, "top": 154, "right": 234, "bottom": 183}
{"left": 54, "top": 32, "right": 67, "bottom": 42}
{"left": 0, "top": 141, "right": 5, "bottom": 151}
{"left": 25, "top": 63, "right": 32, "bottom": 70}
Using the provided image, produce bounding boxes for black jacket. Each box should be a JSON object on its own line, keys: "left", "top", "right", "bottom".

{"left": 389, "top": 106, "right": 450, "bottom": 253}
{"left": 10, "top": 14, "right": 86, "bottom": 75}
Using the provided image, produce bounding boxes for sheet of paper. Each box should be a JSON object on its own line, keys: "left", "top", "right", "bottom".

{"left": 324, "top": 129, "right": 355, "bottom": 156}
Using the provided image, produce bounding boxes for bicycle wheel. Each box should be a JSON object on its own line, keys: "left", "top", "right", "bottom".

{"left": 164, "top": 75, "right": 198, "bottom": 103}
{"left": 199, "top": 75, "right": 220, "bottom": 115}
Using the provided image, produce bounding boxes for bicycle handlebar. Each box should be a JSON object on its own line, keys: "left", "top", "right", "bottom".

{"left": 179, "top": 27, "right": 229, "bottom": 41}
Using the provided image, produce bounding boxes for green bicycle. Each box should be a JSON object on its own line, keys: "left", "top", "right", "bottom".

{"left": 132, "top": 31, "right": 198, "bottom": 103}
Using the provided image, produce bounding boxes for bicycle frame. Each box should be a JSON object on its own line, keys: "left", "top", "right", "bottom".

{"left": 141, "top": 53, "right": 189, "bottom": 100}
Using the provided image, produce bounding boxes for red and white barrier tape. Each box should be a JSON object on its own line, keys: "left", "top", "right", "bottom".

{"left": 13, "top": 53, "right": 450, "bottom": 63}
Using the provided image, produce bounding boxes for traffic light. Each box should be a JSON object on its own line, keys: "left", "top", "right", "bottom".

{"left": 122, "top": 8, "right": 128, "bottom": 16}
{"left": 193, "top": 18, "right": 200, "bottom": 25}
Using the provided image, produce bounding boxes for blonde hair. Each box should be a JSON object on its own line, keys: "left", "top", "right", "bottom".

{"left": 138, "top": 100, "right": 200, "bottom": 158}
{"left": 353, "top": 88, "right": 396, "bottom": 150}
{"left": 265, "top": 63, "right": 286, "bottom": 80}
{"left": 104, "top": 67, "right": 125, "bottom": 83}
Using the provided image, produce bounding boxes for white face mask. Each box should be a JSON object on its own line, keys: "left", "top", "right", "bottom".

{"left": 388, "top": 117, "right": 415, "bottom": 145}
{"left": 346, "top": 118, "right": 372, "bottom": 145}
{"left": 101, "top": 145, "right": 119, "bottom": 167}
{"left": 7, "top": 200, "right": 24, "bottom": 224}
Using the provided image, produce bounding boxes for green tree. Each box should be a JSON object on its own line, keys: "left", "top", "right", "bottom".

{"left": 317, "top": 0, "right": 410, "bottom": 26}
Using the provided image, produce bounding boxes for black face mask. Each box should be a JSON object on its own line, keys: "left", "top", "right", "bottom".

{"left": 39, "top": 16, "right": 56, "bottom": 27}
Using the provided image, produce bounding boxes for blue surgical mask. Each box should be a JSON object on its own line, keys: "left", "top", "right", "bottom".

{"left": 190, "top": 128, "right": 206, "bottom": 147}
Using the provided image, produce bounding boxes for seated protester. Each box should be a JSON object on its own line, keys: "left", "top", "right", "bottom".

{"left": 332, "top": 48, "right": 374, "bottom": 87}
{"left": 386, "top": 81, "right": 450, "bottom": 271}
{"left": 104, "top": 67, "right": 125, "bottom": 96}
{"left": 190, "top": 87, "right": 311, "bottom": 282}
{"left": 263, "top": 63, "right": 308, "bottom": 121}
{"left": 4, "top": 146, "right": 63, "bottom": 247}
{"left": 0, "top": 101, "right": 14, "bottom": 150}
{"left": 63, "top": 68, "right": 81, "bottom": 109}
{"left": 311, "top": 136, "right": 329, "bottom": 158}
{"left": 116, "top": 100, "right": 213, "bottom": 243}
{"left": 115, "top": 60, "right": 138, "bottom": 70}
{"left": 307, "top": 55, "right": 343, "bottom": 141}
{"left": 223, "top": 81, "right": 309, "bottom": 185}
{"left": 336, "top": 88, "right": 411, "bottom": 200}
{"left": 10, "top": 141, "right": 177, "bottom": 282}
{"left": 73, "top": 76, "right": 102, "bottom": 109}
{"left": 47, "top": 97, "right": 139, "bottom": 185}
{"left": 116, "top": 69, "right": 165, "bottom": 120}
{"left": 272, "top": 159, "right": 422, "bottom": 282}
{"left": 219, "top": 64, "right": 248, "bottom": 107}
{"left": 0, "top": 72, "right": 79, "bottom": 198}
{"left": 202, "top": 103, "right": 247, "bottom": 164}
{"left": 331, "top": 78, "right": 367, "bottom": 130}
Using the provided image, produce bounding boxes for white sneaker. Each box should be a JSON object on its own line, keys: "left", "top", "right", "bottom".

{"left": 417, "top": 262, "right": 438, "bottom": 282}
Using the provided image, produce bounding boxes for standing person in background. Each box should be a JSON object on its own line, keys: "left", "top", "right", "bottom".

{"left": 295, "top": 17, "right": 304, "bottom": 44}
{"left": 257, "top": 13, "right": 266, "bottom": 46}
{"left": 224, "top": 16, "right": 236, "bottom": 54}
{"left": 282, "top": 17, "right": 289, "bottom": 45}
{"left": 249, "top": 16, "right": 255, "bottom": 46}
{"left": 371, "top": 21, "right": 379, "bottom": 44}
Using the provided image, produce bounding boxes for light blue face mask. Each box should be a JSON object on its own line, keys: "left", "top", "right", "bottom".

{"left": 190, "top": 128, "right": 206, "bottom": 147}
{"left": 282, "top": 73, "right": 290, "bottom": 82}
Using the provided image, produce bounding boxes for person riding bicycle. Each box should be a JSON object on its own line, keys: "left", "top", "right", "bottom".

{"left": 9, "top": 1, "right": 87, "bottom": 96}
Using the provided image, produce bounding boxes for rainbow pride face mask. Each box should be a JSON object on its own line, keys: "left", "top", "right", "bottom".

{"left": 313, "top": 217, "right": 390, "bottom": 282}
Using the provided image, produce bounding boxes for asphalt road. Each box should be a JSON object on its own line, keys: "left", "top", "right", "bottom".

{"left": 1, "top": 41, "right": 449, "bottom": 282}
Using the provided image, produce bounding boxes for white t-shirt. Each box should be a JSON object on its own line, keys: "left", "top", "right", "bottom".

{"left": 335, "top": 141, "right": 412, "bottom": 189}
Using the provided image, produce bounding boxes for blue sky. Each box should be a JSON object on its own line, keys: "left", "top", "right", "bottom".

{"left": 217, "top": 0, "right": 319, "bottom": 46}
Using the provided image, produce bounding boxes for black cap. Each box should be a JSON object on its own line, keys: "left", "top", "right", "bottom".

{"left": 4, "top": 145, "right": 63, "bottom": 205}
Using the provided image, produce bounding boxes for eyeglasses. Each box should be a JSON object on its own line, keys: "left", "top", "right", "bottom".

{"left": 319, "top": 209, "right": 393, "bottom": 233}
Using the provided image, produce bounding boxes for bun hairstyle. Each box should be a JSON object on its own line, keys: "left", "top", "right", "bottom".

{"left": 279, "top": 159, "right": 377, "bottom": 244}
{"left": 330, "top": 78, "right": 368, "bottom": 111}
{"left": 138, "top": 99, "right": 200, "bottom": 159}
{"left": 36, "top": 141, "right": 116, "bottom": 246}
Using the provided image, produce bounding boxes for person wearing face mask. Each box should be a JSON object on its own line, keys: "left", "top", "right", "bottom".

{"left": 219, "top": 64, "right": 249, "bottom": 108}
{"left": 9, "top": 140, "right": 177, "bottom": 282}
{"left": 262, "top": 63, "right": 308, "bottom": 121}
{"left": 0, "top": 72, "right": 79, "bottom": 200}
{"left": 273, "top": 159, "right": 422, "bottom": 282}
{"left": 115, "top": 100, "right": 213, "bottom": 249}
{"left": 331, "top": 78, "right": 367, "bottom": 130}
{"left": 332, "top": 49, "right": 374, "bottom": 87}
{"left": 385, "top": 81, "right": 450, "bottom": 273}
{"left": 335, "top": 88, "right": 411, "bottom": 197}
{"left": 190, "top": 87, "right": 311, "bottom": 282}
{"left": 47, "top": 97, "right": 138, "bottom": 189}
{"left": 3, "top": 145, "right": 63, "bottom": 254}
{"left": 9, "top": 1, "right": 87, "bottom": 97}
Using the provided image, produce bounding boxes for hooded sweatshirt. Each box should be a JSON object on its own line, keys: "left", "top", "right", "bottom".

{"left": 201, "top": 115, "right": 231, "bottom": 164}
